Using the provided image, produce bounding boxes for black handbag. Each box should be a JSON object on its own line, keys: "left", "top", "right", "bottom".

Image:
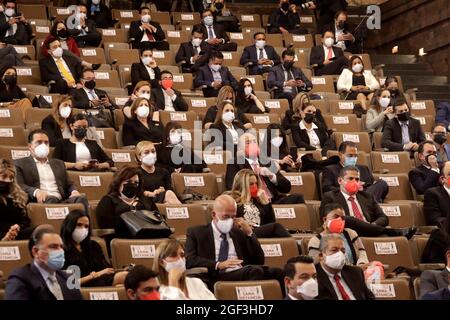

{"left": 120, "top": 208, "right": 172, "bottom": 239}
{"left": 85, "top": 108, "right": 114, "bottom": 128}
{"left": 32, "top": 95, "right": 52, "bottom": 108}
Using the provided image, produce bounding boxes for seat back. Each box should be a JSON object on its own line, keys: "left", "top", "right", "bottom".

{"left": 94, "top": 70, "right": 121, "bottom": 88}
{"left": 104, "top": 148, "right": 137, "bottom": 170}
{"left": 228, "top": 32, "right": 253, "bottom": 47}
{"left": 214, "top": 280, "right": 282, "bottom": 300}
{"left": 379, "top": 203, "right": 415, "bottom": 228}
{"left": 159, "top": 111, "right": 198, "bottom": 130}
{"left": 373, "top": 173, "right": 414, "bottom": 201}
{"left": 0, "top": 108, "right": 24, "bottom": 127}
{"left": 370, "top": 151, "right": 412, "bottom": 174}
{"left": 80, "top": 48, "right": 107, "bottom": 65}
{"left": 284, "top": 34, "right": 314, "bottom": 48}
{"left": 272, "top": 204, "right": 311, "bottom": 232}
{"left": 328, "top": 100, "right": 360, "bottom": 115}
{"left": 309, "top": 76, "right": 335, "bottom": 94}
{"left": 99, "top": 28, "right": 128, "bottom": 43}
{"left": 109, "top": 48, "right": 140, "bottom": 65}
{"left": 68, "top": 171, "right": 114, "bottom": 201}
{"left": 259, "top": 237, "right": 300, "bottom": 268}
{"left": 95, "top": 128, "right": 118, "bottom": 149}
{"left": 17, "top": 4, "right": 47, "bottom": 19}
{"left": 172, "top": 12, "right": 201, "bottom": 26}
{"left": 410, "top": 100, "right": 435, "bottom": 117}
{"left": 367, "top": 278, "right": 413, "bottom": 300}
{"left": 27, "top": 203, "right": 85, "bottom": 230}
{"left": 150, "top": 12, "right": 171, "bottom": 25}
{"left": 0, "top": 126, "right": 27, "bottom": 146}
{"left": 281, "top": 171, "right": 319, "bottom": 200}
{"left": 16, "top": 66, "right": 41, "bottom": 85}
{"left": 171, "top": 173, "right": 219, "bottom": 199}
{"left": 156, "top": 203, "right": 207, "bottom": 237}
{"left": 260, "top": 99, "right": 289, "bottom": 116}
{"left": 110, "top": 238, "right": 167, "bottom": 269}
{"left": 165, "top": 30, "right": 189, "bottom": 45}
{"left": 412, "top": 115, "right": 434, "bottom": 133}
{"left": 245, "top": 113, "right": 281, "bottom": 130}
{"left": 152, "top": 50, "right": 174, "bottom": 65}
{"left": 0, "top": 240, "right": 32, "bottom": 279}
{"left": 0, "top": 145, "right": 30, "bottom": 162}
{"left": 238, "top": 14, "right": 262, "bottom": 28}
{"left": 334, "top": 132, "right": 372, "bottom": 153}
{"left": 13, "top": 45, "right": 36, "bottom": 60}
{"left": 111, "top": 9, "right": 139, "bottom": 25}
{"left": 323, "top": 114, "right": 359, "bottom": 132}
{"left": 240, "top": 75, "right": 264, "bottom": 91}
{"left": 172, "top": 73, "right": 194, "bottom": 92}
{"left": 80, "top": 286, "right": 128, "bottom": 300}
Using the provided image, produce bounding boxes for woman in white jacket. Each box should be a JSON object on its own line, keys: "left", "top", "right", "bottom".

{"left": 337, "top": 56, "right": 380, "bottom": 111}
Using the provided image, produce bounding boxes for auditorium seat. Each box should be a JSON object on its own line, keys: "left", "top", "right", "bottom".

{"left": 104, "top": 148, "right": 137, "bottom": 169}
{"left": 379, "top": 203, "right": 415, "bottom": 229}
{"left": 238, "top": 14, "right": 262, "bottom": 28}
{"left": 171, "top": 172, "right": 219, "bottom": 200}
{"left": 272, "top": 203, "right": 312, "bottom": 233}
{"left": 0, "top": 145, "right": 30, "bottom": 162}
{"left": 214, "top": 280, "right": 282, "bottom": 300}
{"left": 0, "top": 108, "right": 24, "bottom": 127}
{"left": 27, "top": 203, "right": 85, "bottom": 230}
{"left": 281, "top": 172, "right": 320, "bottom": 201}
{"left": 159, "top": 110, "right": 198, "bottom": 130}
{"left": 367, "top": 278, "right": 413, "bottom": 300}
{"left": 155, "top": 203, "right": 207, "bottom": 238}
{"left": 68, "top": 171, "right": 114, "bottom": 201}
{"left": 80, "top": 286, "right": 128, "bottom": 300}
{"left": 172, "top": 12, "right": 201, "bottom": 27}
{"left": 322, "top": 114, "right": 360, "bottom": 132}
{"left": 258, "top": 237, "right": 300, "bottom": 269}
{"left": 110, "top": 238, "right": 168, "bottom": 270}
{"left": 80, "top": 47, "right": 107, "bottom": 65}
{"left": 373, "top": 173, "right": 414, "bottom": 201}
{"left": 111, "top": 9, "right": 139, "bottom": 25}
{"left": 371, "top": 151, "right": 412, "bottom": 174}
{"left": 0, "top": 240, "right": 32, "bottom": 279}
{"left": 284, "top": 33, "right": 314, "bottom": 49}
{"left": 95, "top": 127, "right": 119, "bottom": 149}
{"left": 0, "top": 126, "right": 27, "bottom": 146}
{"left": 334, "top": 132, "right": 372, "bottom": 153}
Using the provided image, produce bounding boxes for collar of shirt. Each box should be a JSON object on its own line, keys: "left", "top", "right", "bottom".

{"left": 33, "top": 259, "right": 55, "bottom": 282}
{"left": 245, "top": 157, "right": 259, "bottom": 167}
{"left": 321, "top": 263, "right": 342, "bottom": 280}
{"left": 163, "top": 88, "right": 177, "bottom": 101}
{"left": 423, "top": 164, "right": 440, "bottom": 173}
{"left": 288, "top": 293, "right": 300, "bottom": 300}
{"left": 52, "top": 56, "right": 63, "bottom": 63}
{"left": 299, "top": 120, "right": 318, "bottom": 131}
{"left": 444, "top": 185, "right": 450, "bottom": 197}
{"left": 33, "top": 157, "right": 49, "bottom": 165}
{"left": 340, "top": 189, "right": 353, "bottom": 200}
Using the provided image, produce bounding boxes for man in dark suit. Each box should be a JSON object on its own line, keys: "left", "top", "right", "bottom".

{"left": 320, "top": 165, "right": 416, "bottom": 238}
{"left": 175, "top": 26, "right": 210, "bottom": 73}
{"left": 432, "top": 123, "right": 450, "bottom": 164}
{"left": 240, "top": 32, "right": 281, "bottom": 75}
{"left": 322, "top": 141, "right": 388, "bottom": 203}
{"left": 421, "top": 286, "right": 450, "bottom": 300}
{"left": 314, "top": 0, "right": 348, "bottom": 33}
{"left": 316, "top": 234, "right": 375, "bottom": 300}
{"left": 195, "top": 9, "right": 237, "bottom": 52}
{"left": 66, "top": 4, "right": 102, "bottom": 48}
{"left": 0, "top": 1, "right": 32, "bottom": 45}
{"left": 436, "top": 102, "right": 450, "bottom": 131}
{"left": 310, "top": 30, "right": 348, "bottom": 76}
{"left": 130, "top": 45, "right": 161, "bottom": 89}
{"left": 39, "top": 37, "right": 83, "bottom": 94}
{"left": 320, "top": 10, "right": 361, "bottom": 53}
{"left": 267, "top": 48, "right": 312, "bottom": 104}
{"left": 409, "top": 141, "right": 442, "bottom": 195}
{"left": 419, "top": 248, "right": 450, "bottom": 298}
{"left": 129, "top": 6, "right": 169, "bottom": 50}
{"left": 423, "top": 161, "right": 450, "bottom": 225}
{"left": 151, "top": 70, "right": 188, "bottom": 112}
{"left": 284, "top": 255, "right": 318, "bottom": 300}
{"left": 14, "top": 129, "right": 89, "bottom": 212}
{"left": 194, "top": 50, "right": 238, "bottom": 97}
{"left": 5, "top": 226, "right": 83, "bottom": 300}
{"left": 381, "top": 99, "right": 425, "bottom": 153}
{"left": 268, "top": 0, "right": 307, "bottom": 35}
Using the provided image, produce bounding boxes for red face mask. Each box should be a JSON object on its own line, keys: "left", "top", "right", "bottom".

{"left": 344, "top": 180, "right": 359, "bottom": 195}
{"left": 161, "top": 79, "right": 173, "bottom": 90}
{"left": 250, "top": 184, "right": 258, "bottom": 198}
{"left": 139, "top": 291, "right": 160, "bottom": 300}
{"left": 245, "top": 143, "right": 260, "bottom": 158}
{"left": 327, "top": 218, "right": 345, "bottom": 233}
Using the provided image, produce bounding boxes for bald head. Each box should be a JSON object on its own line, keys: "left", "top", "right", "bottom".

{"left": 212, "top": 194, "right": 237, "bottom": 220}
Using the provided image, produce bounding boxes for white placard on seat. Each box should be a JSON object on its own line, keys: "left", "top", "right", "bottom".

{"left": 167, "top": 31, "right": 181, "bottom": 38}
{"left": 374, "top": 242, "right": 398, "bottom": 255}
{"left": 184, "top": 176, "right": 205, "bottom": 187}
{"left": 300, "top": 16, "right": 313, "bottom": 23}
{"left": 120, "top": 11, "right": 133, "bottom": 18}
{"left": 36, "top": 26, "right": 50, "bottom": 33}
{"left": 166, "top": 207, "right": 189, "bottom": 219}
{"left": 413, "top": 117, "right": 426, "bottom": 125}
{"left": 264, "top": 101, "right": 280, "bottom": 109}
{"left": 342, "top": 134, "right": 360, "bottom": 143}
{"left": 338, "top": 102, "right": 354, "bottom": 110}
{"left": 411, "top": 102, "right": 426, "bottom": 110}
{"left": 79, "top": 176, "right": 101, "bottom": 187}
{"left": 95, "top": 130, "right": 105, "bottom": 139}
{"left": 89, "top": 292, "right": 119, "bottom": 300}
{"left": 152, "top": 51, "right": 165, "bottom": 58}
{"left": 11, "top": 150, "right": 30, "bottom": 160}
{"left": 102, "top": 29, "right": 116, "bottom": 36}
{"left": 94, "top": 72, "right": 110, "bottom": 79}
{"left": 82, "top": 49, "right": 97, "bottom": 56}
{"left": 236, "top": 286, "right": 264, "bottom": 300}
{"left": 381, "top": 206, "right": 401, "bottom": 217}
{"left": 13, "top": 46, "right": 28, "bottom": 54}
{"left": 261, "top": 244, "right": 283, "bottom": 257}
{"left": 241, "top": 15, "right": 254, "bottom": 22}
{"left": 253, "top": 115, "right": 270, "bottom": 124}
{"left": 170, "top": 113, "right": 187, "bottom": 121}
{"left": 368, "top": 283, "right": 396, "bottom": 298}
{"left": 222, "top": 52, "right": 232, "bottom": 59}
{"left": 273, "top": 207, "right": 296, "bottom": 219}
{"left": 333, "top": 116, "right": 349, "bottom": 124}
{"left": 292, "top": 35, "right": 306, "bottom": 42}
{"left": 173, "top": 75, "right": 184, "bottom": 82}
{"left": 204, "top": 153, "right": 223, "bottom": 164}
{"left": 191, "top": 99, "right": 206, "bottom": 107}
{"left": 16, "top": 68, "right": 32, "bottom": 76}
{"left": 115, "top": 97, "right": 129, "bottom": 106}
{"left": 379, "top": 176, "right": 399, "bottom": 186}
{"left": 45, "top": 207, "right": 69, "bottom": 220}
{"left": 57, "top": 8, "right": 70, "bottom": 14}
{"left": 0, "top": 128, "right": 13, "bottom": 137}
{"left": 311, "top": 77, "right": 326, "bottom": 85}
{"left": 230, "top": 33, "right": 244, "bottom": 40}
{"left": 131, "top": 245, "right": 155, "bottom": 258}
{"left": 0, "top": 246, "right": 21, "bottom": 261}
{"left": 0, "top": 109, "right": 10, "bottom": 117}
{"left": 285, "top": 175, "right": 303, "bottom": 186}
{"left": 381, "top": 154, "right": 400, "bottom": 163}
{"left": 112, "top": 152, "right": 131, "bottom": 163}
{"left": 181, "top": 14, "right": 194, "bottom": 20}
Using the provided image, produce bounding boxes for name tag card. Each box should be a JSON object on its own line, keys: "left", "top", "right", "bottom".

{"left": 292, "top": 35, "right": 306, "bottom": 42}
{"left": 16, "top": 68, "right": 32, "bottom": 76}
{"left": 222, "top": 52, "right": 232, "bottom": 59}
{"left": 57, "top": 8, "right": 70, "bottom": 14}
{"left": 152, "top": 51, "right": 165, "bottom": 58}
{"left": 170, "top": 113, "right": 187, "bottom": 121}
{"left": 261, "top": 244, "right": 283, "bottom": 257}
{"left": 0, "top": 128, "right": 13, "bottom": 137}
{"left": 274, "top": 207, "right": 296, "bottom": 219}
{"left": 381, "top": 154, "right": 400, "bottom": 163}
{"left": 184, "top": 176, "right": 205, "bottom": 187}
{"left": 411, "top": 102, "right": 426, "bottom": 110}
{"left": 285, "top": 175, "right": 303, "bottom": 186}
{"left": 181, "top": 131, "right": 192, "bottom": 141}
{"left": 43, "top": 95, "right": 53, "bottom": 103}
{"left": 374, "top": 242, "right": 398, "bottom": 255}
{"left": 82, "top": 49, "right": 97, "bottom": 56}
{"left": 131, "top": 245, "right": 155, "bottom": 258}
{"left": 36, "top": 26, "right": 50, "bottom": 33}
{"left": 120, "top": 11, "right": 133, "bottom": 18}
{"left": 241, "top": 15, "right": 254, "bottom": 21}
{"left": 45, "top": 207, "right": 69, "bottom": 220}
{"left": 173, "top": 75, "right": 184, "bottom": 82}
{"left": 204, "top": 153, "right": 223, "bottom": 164}
{"left": 342, "top": 134, "right": 360, "bottom": 143}
{"left": 381, "top": 205, "right": 401, "bottom": 217}
{"left": 115, "top": 97, "right": 129, "bottom": 106}
{"left": 311, "top": 77, "right": 326, "bottom": 85}
{"left": 338, "top": 102, "right": 354, "bottom": 110}
{"left": 181, "top": 14, "right": 194, "bottom": 20}
{"left": 90, "top": 292, "right": 119, "bottom": 300}
{"left": 94, "top": 72, "right": 110, "bottom": 79}
{"left": 333, "top": 116, "right": 349, "bottom": 124}
{"left": 167, "top": 31, "right": 181, "bottom": 38}
{"left": 112, "top": 152, "right": 131, "bottom": 163}
{"left": 414, "top": 117, "right": 426, "bottom": 125}
{"left": 191, "top": 99, "right": 206, "bottom": 107}
{"left": 11, "top": 150, "right": 30, "bottom": 160}
{"left": 102, "top": 29, "right": 116, "bottom": 36}
{"left": 253, "top": 115, "right": 270, "bottom": 124}
{"left": 14, "top": 46, "right": 28, "bottom": 54}
{"left": 166, "top": 207, "right": 189, "bottom": 219}
{"left": 300, "top": 16, "right": 313, "bottom": 23}
{"left": 96, "top": 130, "right": 105, "bottom": 139}
{"left": 0, "top": 109, "right": 10, "bottom": 117}
{"left": 230, "top": 33, "right": 243, "bottom": 40}
{"left": 264, "top": 100, "right": 280, "bottom": 109}
{"left": 79, "top": 176, "right": 101, "bottom": 187}
{"left": 124, "top": 24, "right": 130, "bottom": 29}
{"left": 0, "top": 246, "right": 20, "bottom": 261}
{"left": 368, "top": 283, "right": 396, "bottom": 298}
{"left": 379, "top": 176, "right": 399, "bottom": 186}
{"left": 236, "top": 286, "right": 264, "bottom": 300}
{"left": 379, "top": 78, "right": 386, "bottom": 86}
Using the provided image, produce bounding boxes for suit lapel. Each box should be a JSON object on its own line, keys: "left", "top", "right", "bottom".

{"left": 206, "top": 224, "right": 216, "bottom": 260}
{"left": 27, "top": 157, "right": 41, "bottom": 188}
{"left": 335, "top": 191, "right": 351, "bottom": 215}
{"left": 30, "top": 263, "right": 57, "bottom": 300}
{"left": 317, "top": 264, "right": 338, "bottom": 299}
{"left": 356, "top": 193, "right": 370, "bottom": 221}
{"left": 48, "top": 159, "right": 65, "bottom": 198}
{"left": 341, "top": 267, "right": 362, "bottom": 299}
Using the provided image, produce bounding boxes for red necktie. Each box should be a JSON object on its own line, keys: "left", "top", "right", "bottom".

{"left": 348, "top": 196, "right": 364, "bottom": 221}
{"left": 334, "top": 275, "right": 351, "bottom": 300}
{"left": 327, "top": 47, "right": 333, "bottom": 60}
{"left": 144, "top": 26, "right": 155, "bottom": 41}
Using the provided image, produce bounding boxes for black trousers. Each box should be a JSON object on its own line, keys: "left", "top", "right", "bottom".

{"left": 45, "top": 195, "right": 90, "bottom": 216}
{"left": 315, "top": 56, "right": 349, "bottom": 76}
{"left": 365, "top": 180, "right": 389, "bottom": 203}
{"left": 254, "top": 222, "right": 291, "bottom": 238}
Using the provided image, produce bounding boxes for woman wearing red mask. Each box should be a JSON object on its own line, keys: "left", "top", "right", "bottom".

{"left": 150, "top": 70, "right": 188, "bottom": 112}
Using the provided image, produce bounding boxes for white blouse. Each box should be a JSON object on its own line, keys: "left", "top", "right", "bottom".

{"left": 299, "top": 120, "right": 321, "bottom": 148}
{"left": 75, "top": 142, "right": 92, "bottom": 163}
{"left": 160, "top": 277, "right": 216, "bottom": 300}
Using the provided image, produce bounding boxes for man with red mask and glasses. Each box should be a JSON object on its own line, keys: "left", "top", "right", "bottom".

{"left": 225, "top": 132, "right": 304, "bottom": 204}
{"left": 150, "top": 70, "right": 188, "bottom": 112}
{"left": 320, "top": 166, "right": 416, "bottom": 238}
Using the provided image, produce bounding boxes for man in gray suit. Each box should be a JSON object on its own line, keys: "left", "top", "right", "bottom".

{"left": 419, "top": 248, "right": 450, "bottom": 298}
{"left": 14, "top": 129, "right": 89, "bottom": 213}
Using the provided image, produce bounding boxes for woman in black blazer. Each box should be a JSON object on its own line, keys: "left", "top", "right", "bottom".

{"left": 262, "top": 123, "right": 300, "bottom": 172}
{"left": 52, "top": 113, "right": 113, "bottom": 171}
{"left": 235, "top": 78, "right": 269, "bottom": 114}
{"left": 131, "top": 48, "right": 161, "bottom": 89}
{"left": 0, "top": 66, "right": 32, "bottom": 118}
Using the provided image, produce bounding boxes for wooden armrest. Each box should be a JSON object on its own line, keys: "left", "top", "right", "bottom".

{"left": 185, "top": 267, "right": 209, "bottom": 275}
{"left": 91, "top": 228, "right": 115, "bottom": 238}
{"left": 405, "top": 88, "right": 418, "bottom": 94}
{"left": 417, "top": 225, "right": 438, "bottom": 234}
{"left": 419, "top": 263, "right": 446, "bottom": 271}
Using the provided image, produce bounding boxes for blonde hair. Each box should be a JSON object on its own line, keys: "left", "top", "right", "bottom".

{"left": 214, "top": 101, "right": 236, "bottom": 125}
{"left": 133, "top": 81, "right": 151, "bottom": 94}
{"left": 152, "top": 239, "right": 187, "bottom": 291}
{"left": 292, "top": 92, "right": 311, "bottom": 118}
{"left": 52, "top": 96, "right": 72, "bottom": 127}
{"left": 231, "top": 169, "right": 268, "bottom": 205}
{"left": 135, "top": 140, "right": 155, "bottom": 164}
{"left": 216, "top": 85, "right": 235, "bottom": 106}
{"left": 0, "top": 159, "right": 28, "bottom": 209}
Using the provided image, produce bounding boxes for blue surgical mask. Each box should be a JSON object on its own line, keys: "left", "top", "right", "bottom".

{"left": 47, "top": 249, "right": 65, "bottom": 270}
{"left": 344, "top": 156, "right": 357, "bottom": 167}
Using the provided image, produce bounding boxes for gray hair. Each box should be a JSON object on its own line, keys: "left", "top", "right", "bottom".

{"left": 320, "top": 234, "right": 344, "bottom": 253}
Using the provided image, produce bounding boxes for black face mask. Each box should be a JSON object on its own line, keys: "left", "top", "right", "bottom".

{"left": 304, "top": 113, "right": 315, "bottom": 124}
{"left": 281, "top": 2, "right": 290, "bottom": 11}
{"left": 84, "top": 80, "right": 96, "bottom": 90}
{"left": 388, "top": 88, "right": 399, "bottom": 97}
{"left": 3, "top": 75, "right": 17, "bottom": 86}
{"left": 74, "top": 127, "right": 87, "bottom": 140}
{"left": 0, "top": 181, "right": 11, "bottom": 194}
{"left": 337, "top": 21, "right": 345, "bottom": 29}
{"left": 283, "top": 61, "right": 294, "bottom": 69}
{"left": 215, "top": 2, "right": 224, "bottom": 10}
{"left": 433, "top": 133, "right": 447, "bottom": 145}
{"left": 121, "top": 182, "right": 139, "bottom": 198}
{"left": 57, "top": 29, "right": 68, "bottom": 39}
{"left": 397, "top": 112, "right": 410, "bottom": 122}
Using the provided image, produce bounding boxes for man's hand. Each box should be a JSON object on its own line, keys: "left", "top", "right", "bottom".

{"left": 289, "top": 4, "right": 297, "bottom": 13}
{"left": 192, "top": 54, "right": 201, "bottom": 62}
{"left": 323, "top": 59, "right": 332, "bottom": 65}
{"left": 8, "top": 17, "right": 17, "bottom": 25}
{"left": 217, "top": 258, "right": 243, "bottom": 270}
{"left": 100, "top": 96, "right": 112, "bottom": 107}
{"left": 410, "top": 143, "right": 419, "bottom": 151}
{"left": 257, "top": 58, "right": 266, "bottom": 65}
{"left": 90, "top": 99, "right": 102, "bottom": 107}
{"left": 70, "top": 190, "right": 81, "bottom": 198}
{"left": 285, "top": 79, "right": 297, "bottom": 87}
{"left": 234, "top": 217, "right": 253, "bottom": 236}
{"left": 75, "top": 83, "right": 84, "bottom": 89}
{"left": 35, "top": 190, "right": 48, "bottom": 203}
{"left": 427, "top": 154, "right": 439, "bottom": 169}
{"left": 279, "top": 27, "right": 288, "bottom": 34}
{"left": 296, "top": 79, "right": 304, "bottom": 87}
{"left": 165, "top": 88, "right": 175, "bottom": 97}
{"left": 74, "top": 162, "right": 89, "bottom": 170}
{"left": 212, "top": 80, "right": 222, "bottom": 89}
{"left": 280, "top": 155, "right": 294, "bottom": 166}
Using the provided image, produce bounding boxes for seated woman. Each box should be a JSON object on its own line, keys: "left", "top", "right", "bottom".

{"left": 337, "top": 56, "right": 380, "bottom": 112}
{"left": 228, "top": 169, "right": 291, "bottom": 238}
{"left": 383, "top": 75, "right": 407, "bottom": 105}
{"left": 122, "top": 97, "right": 164, "bottom": 146}
{"left": 291, "top": 103, "right": 335, "bottom": 157}
{"left": 203, "top": 86, "right": 251, "bottom": 130}
{"left": 135, "top": 140, "right": 181, "bottom": 204}
{"left": 0, "top": 66, "right": 32, "bottom": 118}
{"left": 96, "top": 165, "right": 159, "bottom": 239}
{"left": 41, "top": 96, "right": 101, "bottom": 147}
{"left": 156, "top": 121, "right": 207, "bottom": 174}
{"left": 235, "top": 78, "right": 268, "bottom": 114}
{"left": 153, "top": 239, "right": 216, "bottom": 300}
{"left": 0, "top": 159, "right": 31, "bottom": 241}
{"left": 131, "top": 47, "right": 161, "bottom": 89}
{"left": 262, "top": 123, "right": 300, "bottom": 172}
{"left": 60, "top": 209, "right": 128, "bottom": 286}
{"left": 308, "top": 203, "right": 369, "bottom": 267}
{"left": 52, "top": 113, "right": 113, "bottom": 171}
{"left": 365, "top": 88, "right": 395, "bottom": 132}
{"left": 123, "top": 81, "right": 159, "bottom": 121}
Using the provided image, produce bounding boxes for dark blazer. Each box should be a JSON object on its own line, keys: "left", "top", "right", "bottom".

{"left": 408, "top": 165, "right": 441, "bottom": 195}
{"left": 310, "top": 45, "right": 345, "bottom": 69}
{"left": 129, "top": 20, "right": 166, "bottom": 49}
{"left": 71, "top": 87, "right": 117, "bottom": 110}
{"left": 194, "top": 64, "right": 238, "bottom": 97}
{"left": 268, "top": 9, "right": 300, "bottom": 34}
{"left": 195, "top": 23, "right": 230, "bottom": 43}
{"left": 208, "top": 121, "right": 246, "bottom": 154}
{"left": 150, "top": 87, "right": 188, "bottom": 112}
{"left": 320, "top": 189, "right": 389, "bottom": 226}
{"left": 130, "top": 61, "right": 161, "bottom": 89}
{"left": 14, "top": 156, "right": 77, "bottom": 201}
{"left": 436, "top": 102, "right": 450, "bottom": 129}
{"left": 420, "top": 269, "right": 450, "bottom": 298}
{"left": 381, "top": 118, "right": 426, "bottom": 152}
{"left": 267, "top": 64, "right": 312, "bottom": 97}
{"left": 315, "top": 0, "right": 347, "bottom": 31}
{"left": 67, "top": 19, "right": 102, "bottom": 47}
{"left": 240, "top": 44, "right": 281, "bottom": 75}
{"left": 87, "top": 2, "right": 114, "bottom": 28}
{"left": 421, "top": 228, "right": 448, "bottom": 264}
{"left": 5, "top": 262, "right": 83, "bottom": 300}
{"left": 175, "top": 41, "right": 210, "bottom": 73}
{"left": 316, "top": 263, "right": 375, "bottom": 300}
{"left": 185, "top": 223, "right": 265, "bottom": 275}
{"left": 423, "top": 185, "right": 450, "bottom": 226}
{"left": 291, "top": 121, "right": 334, "bottom": 156}
{"left": 122, "top": 117, "right": 164, "bottom": 146}
{"left": 0, "top": 13, "right": 32, "bottom": 45}
{"left": 52, "top": 139, "right": 113, "bottom": 167}
{"left": 39, "top": 54, "right": 83, "bottom": 94}
{"left": 322, "top": 163, "right": 375, "bottom": 193}
{"left": 422, "top": 288, "right": 450, "bottom": 300}
{"left": 41, "top": 115, "right": 64, "bottom": 147}
{"left": 0, "top": 83, "right": 27, "bottom": 102}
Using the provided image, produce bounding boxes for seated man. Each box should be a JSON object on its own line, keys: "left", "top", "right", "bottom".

{"left": 284, "top": 255, "right": 318, "bottom": 300}
{"left": 431, "top": 123, "right": 450, "bottom": 164}
{"left": 66, "top": 4, "right": 102, "bottom": 48}
{"left": 5, "top": 226, "right": 83, "bottom": 300}
{"left": 435, "top": 102, "right": 450, "bottom": 132}
{"left": 420, "top": 246, "right": 450, "bottom": 299}
{"left": 195, "top": 9, "right": 237, "bottom": 52}
{"left": 129, "top": 6, "right": 169, "bottom": 50}
{"left": 175, "top": 26, "right": 210, "bottom": 73}
{"left": 194, "top": 50, "right": 237, "bottom": 98}
{"left": 381, "top": 98, "right": 425, "bottom": 153}
{"left": 310, "top": 30, "right": 348, "bottom": 76}
{"left": 14, "top": 129, "right": 89, "bottom": 213}
{"left": 316, "top": 234, "right": 375, "bottom": 300}
{"left": 267, "top": 49, "right": 313, "bottom": 103}
{"left": 0, "top": 0, "right": 32, "bottom": 45}
{"left": 268, "top": 0, "right": 307, "bottom": 35}
{"left": 423, "top": 161, "right": 450, "bottom": 226}
{"left": 409, "top": 141, "right": 441, "bottom": 195}
{"left": 151, "top": 70, "right": 188, "bottom": 112}
{"left": 322, "top": 141, "right": 388, "bottom": 203}
{"left": 240, "top": 32, "right": 281, "bottom": 75}
{"left": 320, "top": 166, "right": 416, "bottom": 238}
{"left": 321, "top": 10, "right": 361, "bottom": 53}
{"left": 39, "top": 37, "right": 83, "bottom": 94}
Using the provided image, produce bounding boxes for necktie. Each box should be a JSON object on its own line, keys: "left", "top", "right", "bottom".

{"left": 55, "top": 58, "right": 75, "bottom": 86}
{"left": 327, "top": 47, "right": 333, "bottom": 60}
{"left": 348, "top": 196, "right": 364, "bottom": 221}
{"left": 144, "top": 25, "right": 155, "bottom": 41}
{"left": 89, "top": 89, "right": 98, "bottom": 100}
{"left": 208, "top": 26, "right": 214, "bottom": 39}
{"left": 194, "top": 45, "right": 199, "bottom": 55}
{"left": 258, "top": 48, "right": 264, "bottom": 60}
{"left": 48, "top": 274, "right": 64, "bottom": 300}
{"left": 401, "top": 122, "right": 410, "bottom": 145}
{"left": 218, "top": 233, "right": 229, "bottom": 262}
{"left": 334, "top": 274, "right": 350, "bottom": 300}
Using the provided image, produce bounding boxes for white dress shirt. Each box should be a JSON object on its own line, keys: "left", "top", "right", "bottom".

{"left": 423, "top": 164, "right": 440, "bottom": 174}
{"left": 334, "top": 26, "right": 346, "bottom": 51}
{"left": 144, "top": 64, "right": 156, "bottom": 80}
{"left": 340, "top": 190, "right": 367, "bottom": 222}
{"left": 75, "top": 142, "right": 92, "bottom": 163}
{"left": 323, "top": 45, "right": 335, "bottom": 59}
{"left": 322, "top": 265, "right": 356, "bottom": 300}
{"left": 223, "top": 122, "right": 239, "bottom": 145}
{"left": 299, "top": 120, "right": 321, "bottom": 149}
{"left": 163, "top": 89, "right": 177, "bottom": 111}
{"left": 34, "top": 158, "right": 61, "bottom": 199}
{"left": 83, "top": 87, "right": 98, "bottom": 101}
{"left": 211, "top": 221, "right": 240, "bottom": 273}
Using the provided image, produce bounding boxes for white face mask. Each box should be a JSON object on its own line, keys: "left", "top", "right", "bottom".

{"left": 59, "top": 106, "right": 72, "bottom": 118}
{"left": 352, "top": 63, "right": 363, "bottom": 73}
{"left": 141, "top": 14, "right": 151, "bottom": 23}
{"left": 169, "top": 132, "right": 182, "bottom": 145}
{"left": 34, "top": 143, "right": 50, "bottom": 159}
{"left": 255, "top": 40, "right": 266, "bottom": 49}
{"left": 210, "top": 64, "right": 221, "bottom": 72}
{"left": 324, "top": 251, "right": 346, "bottom": 270}
{"left": 271, "top": 136, "right": 283, "bottom": 148}
{"left": 324, "top": 37, "right": 334, "bottom": 48}
{"left": 163, "top": 257, "right": 186, "bottom": 273}
{"left": 244, "top": 86, "right": 253, "bottom": 96}
{"left": 77, "top": 12, "right": 86, "bottom": 20}
{"left": 192, "top": 38, "right": 202, "bottom": 47}
{"left": 138, "top": 92, "right": 151, "bottom": 100}
{"left": 72, "top": 227, "right": 89, "bottom": 244}
{"left": 52, "top": 47, "right": 63, "bottom": 58}
{"left": 92, "top": 0, "right": 100, "bottom": 4}
{"left": 222, "top": 111, "right": 235, "bottom": 123}
{"left": 379, "top": 97, "right": 390, "bottom": 108}
{"left": 203, "top": 16, "right": 214, "bottom": 26}
{"left": 296, "top": 278, "right": 319, "bottom": 300}
{"left": 216, "top": 217, "right": 234, "bottom": 234}
{"left": 5, "top": 8, "right": 14, "bottom": 17}
{"left": 142, "top": 56, "right": 153, "bottom": 65}
{"left": 136, "top": 105, "right": 150, "bottom": 118}
{"left": 142, "top": 153, "right": 157, "bottom": 166}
